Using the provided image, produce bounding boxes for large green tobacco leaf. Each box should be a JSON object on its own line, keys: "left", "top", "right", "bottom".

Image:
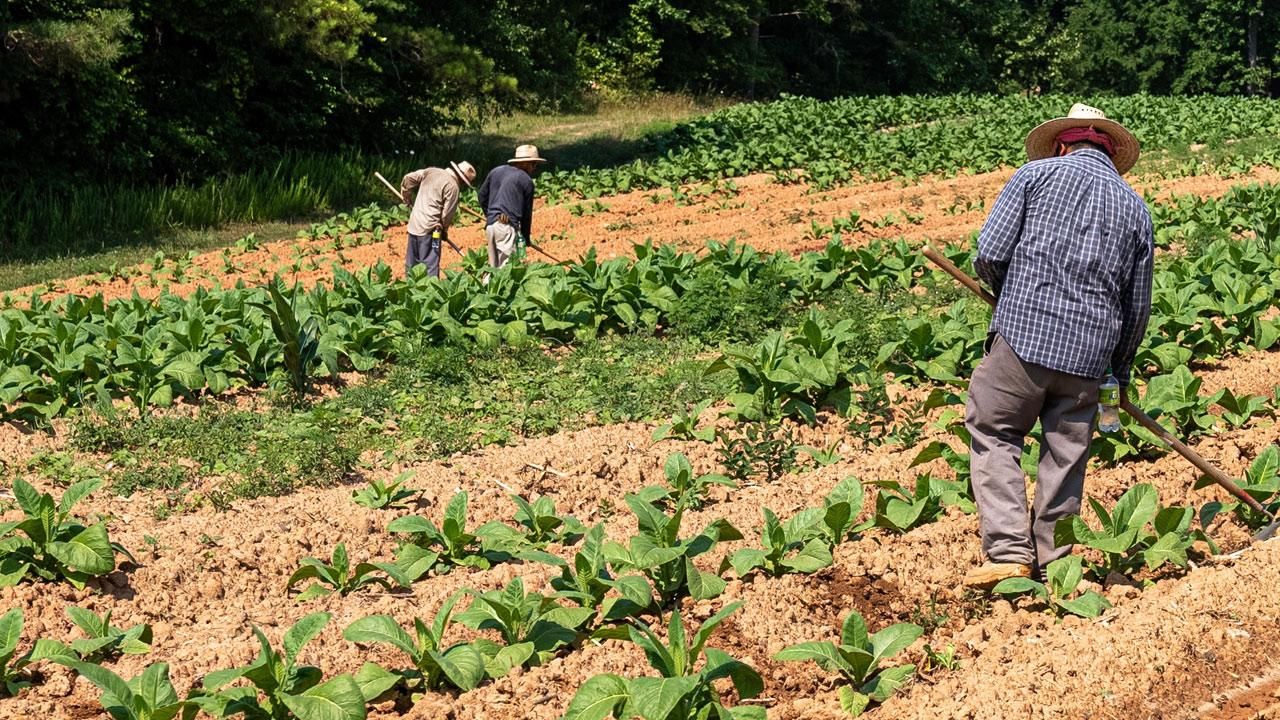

{"left": 280, "top": 674, "right": 366, "bottom": 720}
{"left": 563, "top": 674, "right": 630, "bottom": 720}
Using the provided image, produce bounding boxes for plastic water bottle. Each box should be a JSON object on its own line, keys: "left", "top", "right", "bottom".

{"left": 1098, "top": 373, "right": 1121, "bottom": 433}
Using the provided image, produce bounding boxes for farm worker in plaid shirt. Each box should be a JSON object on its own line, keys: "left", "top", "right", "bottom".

{"left": 962, "top": 103, "right": 1154, "bottom": 589}
{"left": 400, "top": 160, "right": 477, "bottom": 278}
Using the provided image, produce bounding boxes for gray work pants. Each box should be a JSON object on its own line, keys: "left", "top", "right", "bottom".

{"left": 966, "top": 335, "right": 1099, "bottom": 569}
{"left": 405, "top": 232, "right": 441, "bottom": 278}
{"left": 486, "top": 222, "right": 519, "bottom": 268}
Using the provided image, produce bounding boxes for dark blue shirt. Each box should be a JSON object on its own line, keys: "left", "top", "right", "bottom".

{"left": 975, "top": 148, "right": 1154, "bottom": 385}
{"left": 477, "top": 164, "right": 535, "bottom": 238}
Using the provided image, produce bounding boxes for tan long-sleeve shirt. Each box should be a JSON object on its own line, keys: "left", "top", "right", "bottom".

{"left": 401, "top": 167, "right": 460, "bottom": 237}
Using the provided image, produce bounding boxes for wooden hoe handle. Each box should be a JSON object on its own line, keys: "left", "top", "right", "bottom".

{"left": 920, "top": 243, "right": 1271, "bottom": 518}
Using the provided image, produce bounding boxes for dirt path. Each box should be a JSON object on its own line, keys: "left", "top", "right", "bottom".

{"left": 15, "top": 166, "right": 1279, "bottom": 304}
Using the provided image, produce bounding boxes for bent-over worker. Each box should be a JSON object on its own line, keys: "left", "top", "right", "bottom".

{"left": 963, "top": 103, "right": 1154, "bottom": 588}
{"left": 401, "top": 160, "right": 476, "bottom": 278}
{"left": 477, "top": 144, "right": 546, "bottom": 268}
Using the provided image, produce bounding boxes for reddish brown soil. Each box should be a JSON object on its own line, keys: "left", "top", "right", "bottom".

{"left": 3, "top": 342, "right": 1280, "bottom": 719}
{"left": 12, "top": 166, "right": 1279, "bottom": 304}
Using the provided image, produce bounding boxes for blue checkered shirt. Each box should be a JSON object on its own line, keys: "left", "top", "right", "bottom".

{"left": 975, "top": 148, "right": 1153, "bottom": 386}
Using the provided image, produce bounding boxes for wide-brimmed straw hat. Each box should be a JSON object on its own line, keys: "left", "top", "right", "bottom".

{"left": 450, "top": 161, "right": 476, "bottom": 187}
{"left": 1025, "top": 103, "right": 1140, "bottom": 174}
{"left": 508, "top": 145, "right": 548, "bottom": 165}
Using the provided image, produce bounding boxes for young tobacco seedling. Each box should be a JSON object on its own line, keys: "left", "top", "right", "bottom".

{"left": 455, "top": 577, "right": 595, "bottom": 666}
{"left": 351, "top": 473, "right": 417, "bottom": 510}
{"left": 62, "top": 606, "right": 152, "bottom": 661}
{"left": 651, "top": 400, "right": 716, "bottom": 444}
{"left": 799, "top": 438, "right": 843, "bottom": 467}
{"left": 994, "top": 555, "right": 1111, "bottom": 618}
{"left": 564, "top": 602, "right": 764, "bottom": 720}
{"left": 812, "top": 477, "right": 867, "bottom": 546}
{"left": 1054, "top": 483, "right": 1212, "bottom": 579}
{"left": 1, "top": 608, "right": 77, "bottom": 697}
{"left": 604, "top": 494, "right": 742, "bottom": 607}
{"left": 196, "top": 613, "right": 367, "bottom": 720}
{"left": 62, "top": 661, "right": 196, "bottom": 720}
{"left": 0, "top": 478, "right": 131, "bottom": 588}
{"left": 478, "top": 494, "right": 587, "bottom": 550}
{"left": 286, "top": 543, "right": 410, "bottom": 601}
{"left": 537, "top": 524, "right": 656, "bottom": 622}
{"left": 634, "top": 453, "right": 736, "bottom": 511}
{"left": 725, "top": 507, "right": 833, "bottom": 578}
{"left": 864, "top": 474, "right": 973, "bottom": 534}
{"left": 343, "top": 591, "right": 524, "bottom": 696}
{"left": 387, "top": 491, "right": 494, "bottom": 578}
{"left": 1198, "top": 444, "right": 1280, "bottom": 529}
{"left": 775, "top": 609, "right": 923, "bottom": 717}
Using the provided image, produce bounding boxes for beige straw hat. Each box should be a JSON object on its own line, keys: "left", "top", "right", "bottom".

{"left": 508, "top": 145, "right": 548, "bottom": 165}
{"left": 1024, "top": 103, "right": 1140, "bottom": 174}
{"left": 450, "top": 161, "right": 476, "bottom": 187}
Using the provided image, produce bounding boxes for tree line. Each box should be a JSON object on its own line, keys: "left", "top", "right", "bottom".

{"left": 2, "top": 0, "right": 1274, "bottom": 185}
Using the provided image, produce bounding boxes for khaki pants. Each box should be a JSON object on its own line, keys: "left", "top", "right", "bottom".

{"left": 966, "top": 335, "right": 1099, "bottom": 569}
{"left": 486, "top": 222, "right": 518, "bottom": 268}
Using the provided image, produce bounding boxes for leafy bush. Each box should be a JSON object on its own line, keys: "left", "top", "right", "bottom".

{"left": 0, "top": 478, "right": 130, "bottom": 588}
{"left": 715, "top": 419, "right": 798, "bottom": 484}
{"left": 651, "top": 399, "right": 716, "bottom": 444}
{"left": 775, "top": 609, "right": 922, "bottom": 717}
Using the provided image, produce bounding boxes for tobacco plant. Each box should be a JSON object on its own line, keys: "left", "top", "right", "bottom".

{"left": 387, "top": 491, "right": 498, "bottom": 578}
{"left": 61, "top": 606, "right": 152, "bottom": 661}
{"left": 286, "top": 543, "right": 409, "bottom": 601}
{"left": 538, "top": 524, "right": 656, "bottom": 622}
{"left": 604, "top": 494, "right": 742, "bottom": 606}
{"left": 0, "top": 478, "right": 130, "bottom": 588}
{"left": 196, "top": 613, "right": 366, "bottom": 720}
{"left": 454, "top": 577, "right": 595, "bottom": 666}
{"left": 1198, "top": 444, "right": 1280, "bottom": 529}
{"left": 651, "top": 399, "right": 717, "bottom": 444}
{"left": 477, "top": 494, "right": 587, "bottom": 550}
{"left": 63, "top": 661, "right": 196, "bottom": 720}
{"left": 1053, "top": 483, "right": 1213, "bottom": 579}
{"left": 775, "top": 609, "right": 922, "bottom": 717}
{"left": 343, "top": 592, "right": 524, "bottom": 696}
{"left": 864, "top": 474, "right": 973, "bottom": 534}
{"left": 993, "top": 555, "right": 1111, "bottom": 618}
{"left": 725, "top": 507, "right": 833, "bottom": 578}
{"left": 563, "top": 602, "right": 764, "bottom": 720}
{"left": 350, "top": 473, "right": 416, "bottom": 510}
{"left": 1, "top": 608, "right": 71, "bottom": 697}
{"left": 635, "top": 453, "right": 735, "bottom": 511}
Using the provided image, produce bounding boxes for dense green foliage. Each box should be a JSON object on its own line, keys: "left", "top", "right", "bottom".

{"left": 541, "top": 94, "right": 1280, "bottom": 199}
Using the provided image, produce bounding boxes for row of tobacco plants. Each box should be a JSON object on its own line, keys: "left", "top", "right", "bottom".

{"left": 8, "top": 176, "right": 1280, "bottom": 427}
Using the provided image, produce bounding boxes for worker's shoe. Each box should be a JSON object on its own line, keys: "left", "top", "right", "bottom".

{"left": 962, "top": 562, "right": 1032, "bottom": 590}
